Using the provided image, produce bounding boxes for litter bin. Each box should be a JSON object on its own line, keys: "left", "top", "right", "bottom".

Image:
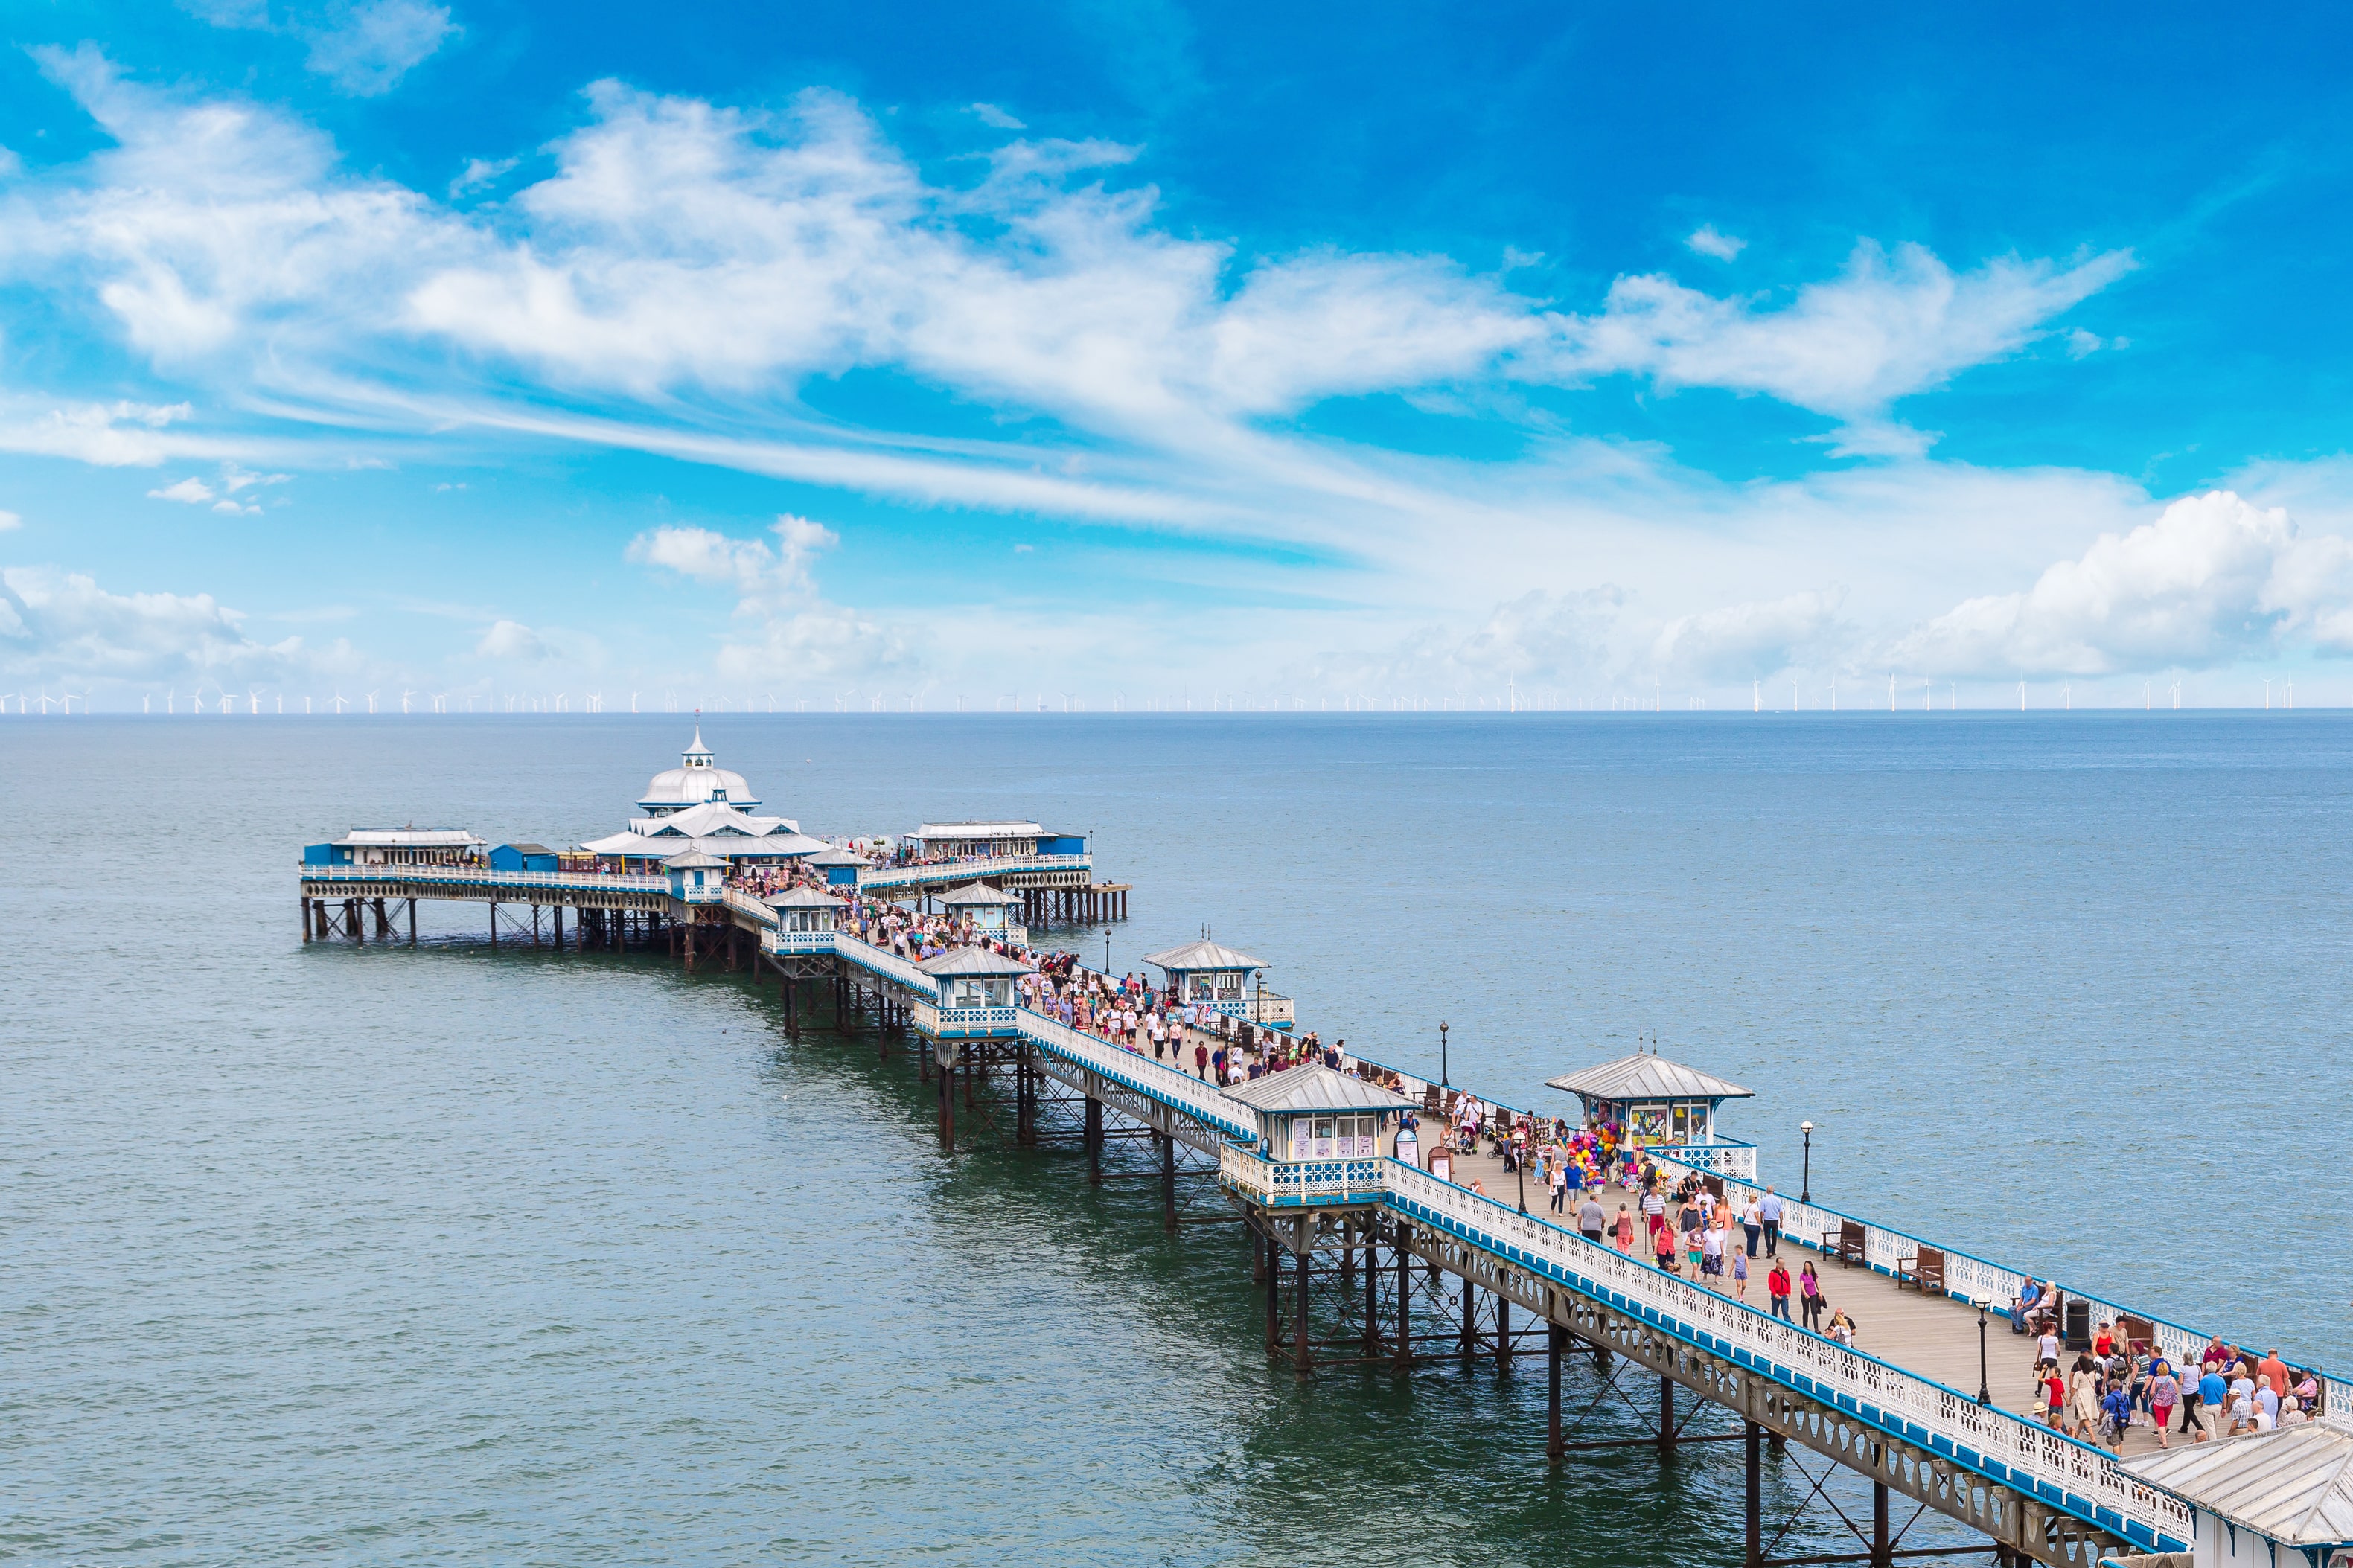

{"left": 2064, "top": 1297, "right": 2092, "bottom": 1351}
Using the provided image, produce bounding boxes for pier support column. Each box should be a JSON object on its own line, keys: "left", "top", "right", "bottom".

{"left": 1086, "top": 1098, "right": 1102, "bottom": 1182}
{"left": 1548, "top": 1324, "right": 1565, "bottom": 1464}
{"left": 937, "top": 1058, "right": 955, "bottom": 1152}
{"left": 301, "top": 897, "right": 312, "bottom": 942}
{"left": 488, "top": 901, "right": 497, "bottom": 949}
{"left": 1495, "top": 1298, "right": 1510, "bottom": 1375}
{"left": 313, "top": 898, "right": 329, "bottom": 941}
{"left": 1292, "top": 1230, "right": 1312, "bottom": 1377}
{"left": 372, "top": 897, "right": 389, "bottom": 938}
{"left": 1160, "top": 1130, "right": 1175, "bottom": 1232}
{"left": 1744, "top": 1421, "right": 1762, "bottom": 1566}
{"left": 1460, "top": 1281, "right": 1475, "bottom": 1360}
{"left": 554, "top": 905, "right": 564, "bottom": 950}
{"left": 1393, "top": 1224, "right": 1411, "bottom": 1369}
{"left": 1658, "top": 1374, "right": 1676, "bottom": 1456}
{"left": 347, "top": 897, "right": 363, "bottom": 942}
{"left": 1871, "top": 1476, "right": 1891, "bottom": 1567}
{"left": 409, "top": 900, "right": 418, "bottom": 947}
{"left": 1264, "top": 1238, "right": 1281, "bottom": 1352}
{"left": 1361, "top": 1231, "right": 1380, "bottom": 1360}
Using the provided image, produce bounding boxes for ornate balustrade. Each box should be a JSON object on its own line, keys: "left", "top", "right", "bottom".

{"left": 1015, "top": 1008, "right": 1257, "bottom": 1142}
{"left": 300, "top": 863, "right": 665, "bottom": 892}
{"left": 1219, "top": 1145, "right": 1382, "bottom": 1206}
{"left": 855, "top": 854, "right": 1091, "bottom": 892}
{"left": 1650, "top": 1140, "right": 1757, "bottom": 1180}
{"left": 1374, "top": 1159, "right": 2191, "bottom": 1554}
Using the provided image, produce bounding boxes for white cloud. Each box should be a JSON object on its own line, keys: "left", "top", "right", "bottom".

{"left": 476, "top": 618, "right": 547, "bottom": 659}
{"left": 971, "top": 103, "right": 1026, "bottom": 130}
{"left": 1890, "top": 490, "right": 2353, "bottom": 676}
{"left": 2066, "top": 327, "right": 2104, "bottom": 359}
{"left": 304, "top": 0, "right": 456, "bottom": 95}
{"left": 1654, "top": 587, "right": 1847, "bottom": 680}
{"left": 628, "top": 514, "right": 913, "bottom": 682}
{"left": 0, "top": 400, "right": 198, "bottom": 467}
{"left": 0, "top": 566, "right": 307, "bottom": 682}
{"left": 0, "top": 511, "right": 19, "bottom": 531}
{"left": 449, "top": 156, "right": 517, "bottom": 196}
{"left": 1553, "top": 241, "right": 2133, "bottom": 432}
{"left": 150, "top": 476, "right": 216, "bottom": 502}
{"left": 1686, "top": 224, "right": 1746, "bottom": 261}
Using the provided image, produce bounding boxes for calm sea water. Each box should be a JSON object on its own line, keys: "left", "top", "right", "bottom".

{"left": 5, "top": 713, "right": 2349, "bottom": 1566}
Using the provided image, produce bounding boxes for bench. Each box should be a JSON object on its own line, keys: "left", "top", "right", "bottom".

{"left": 1835, "top": 1219, "right": 1868, "bottom": 1269}
{"left": 1895, "top": 1246, "right": 1946, "bottom": 1295}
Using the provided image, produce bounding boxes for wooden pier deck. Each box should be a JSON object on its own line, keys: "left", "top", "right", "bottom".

{"left": 1436, "top": 1142, "right": 2188, "bottom": 1459}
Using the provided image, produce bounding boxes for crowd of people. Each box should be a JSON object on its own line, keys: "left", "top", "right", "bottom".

{"left": 2008, "top": 1297, "right": 2322, "bottom": 1450}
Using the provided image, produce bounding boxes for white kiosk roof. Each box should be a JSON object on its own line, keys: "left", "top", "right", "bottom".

{"left": 2124, "top": 1424, "right": 2353, "bottom": 1549}
{"left": 1545, "top": 1054, "right": 1754, "bottom": 1104}
{"left": 1143, "top": 938, "right": 1267, "bottom": 973}
{"left": 1222, "top": 1064, "right": 1414, "bottom": 1116}
{"left": 916, "top": 947, "right": 1035, "bottom": 978}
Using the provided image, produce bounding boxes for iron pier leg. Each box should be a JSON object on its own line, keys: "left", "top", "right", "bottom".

{"left": 1362, "top": 1229, "right": 1380, "bottom": 1360}
{"left": 1086, "top": 1098, "right": 1102, "bottom": 1183}
{"left": 1871, "top": 1476, "right": 1891, "bottom": 1567}
{"left": 1160, "top": 1130, "right": 1175, "bottom": 1232}
{"left": 488, "top": 901, "right": 497, "bottom": 950}
{"left": 301, "top": 897, "right": 312, "bottom": 942}
{"left": 1742, "top": 1420, "right": 1763, "bottom": 1564}
{"left": 1659, "top": 1374, "right": 1676, "bottom": 1456}
{"left": 1292, "top": 1229, "right": 1312, "bottom": 1377}
{"left": 1460, "top": 1281, "right": 1475, "bottom": 1360}
{"left": 940, "top": 1060, "right": 956, "bottom": 1152}
{"left": 1548, "top": 1324, "right": 1565, "bottom": 1463}
{"left": 1264, "top": 1235, "right": 1281, "bottom": 1352}
{"left": 1393, "top": 1224, "right": 1411, "bottom": 1369}
{"left": 409, "top": 899, "right": 418, "bottom": 946}
{"left": 1496, "top": 1298, "right": 1510, "bottom": 1375}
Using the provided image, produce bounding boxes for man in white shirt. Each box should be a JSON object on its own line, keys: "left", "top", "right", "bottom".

{"left": 1757, "top": 1188, "right": 1786, "bottom": 1256}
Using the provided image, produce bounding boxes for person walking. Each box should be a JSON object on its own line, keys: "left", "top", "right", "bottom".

{"left": 2069, "top": 1355, "right": 2101, "bottom": 1441}
{"left": 1799, "top": 1262, "right": 1825, "bottom": 1331}
{"left": 2149, "top": 1363, "right": 2180, "bottom": 1448}
{"left": 1614, "top": 1206, "right": 1635, "bottom": 1255}
{"left": 1767, "top": 1262, "right": 1792, "bottom": 1320}
{"left": 1577, "top": 1194, "right": 1606, "bottom": 1244}
{"left": 1758, "top": 1186, "right": 1785, "bottom": 1256}
{"left": 2197, "top": 1363, "right": 2226, "bottom": 1441}
{"left": 1195, "top": 1042, "right": 1209, "bottom": 1080}
{"left": 1741, "top": 1193, "right": 1763, "bottom": 1258}
{"left": 1653, "top": 1217, "right": 1679, "bottom": 1274}
{"left": 1731, "top": 1243, "right": 1750, "bottom": 1304}
{"left": 1552, "top": 1159, "right": 1572, "bottom": 1217}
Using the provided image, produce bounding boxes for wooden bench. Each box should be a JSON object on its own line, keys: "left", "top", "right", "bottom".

{"left": 1835, "top": 1219, "right": 1868, "bottom": 1269}
{"left": 1896, "top": 1246, "right": 1946, "bottom": 1295}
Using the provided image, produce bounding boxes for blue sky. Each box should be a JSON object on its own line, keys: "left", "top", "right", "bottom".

{"left": 3, "top": 0, "right": 2352, "bottom": 711}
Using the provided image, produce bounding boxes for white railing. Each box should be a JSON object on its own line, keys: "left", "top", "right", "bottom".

{"left": 301, "top": 863, "right": 665, "bottom": 892}
{"left": 831, "top": 932, "right": 939, "bottom": 995}
{"left": 1379, "top": 1159, "right": 2191, "bottom": 1554}
{"left": 1209, "top": 990, "right": 1294, "bottom": 1025}
{"left": 936, "top": 1004, "right": 1021, "bottom": 1033}
{"left": 1219, "top": 1145, "right": 1382, "bottom": 1205}
{"left": 1653, "top": 1141, "right": 1758, "bottom": 1180}
{"left": 1642, "top": 1152, "right": 2327, "bottom": 1433}
{"left": 761, "top": 929, "right": 839, "bottom": 955}
{"left": 857, "top": 854, "right": 1089, "bottom": 891}
{"left": 1015, "top": 1008, "right": 1257, "bottom": 1142}
{"left": 723, "top": 887, "right": 776, "bottom": 926}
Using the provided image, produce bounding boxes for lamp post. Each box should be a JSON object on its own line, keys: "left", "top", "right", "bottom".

{"left": 1516, "top": 1116, "right": 1529, "bottom": 1214}
{"left": 1973, "top": 1294, "right": 1993, "bottom": 1406}
{"left": 1799, "top": 1121, "right": 1814, "bottom": 1205}
{"left": 1440, "top": 1021, "right": 1450, "bottom": 1088}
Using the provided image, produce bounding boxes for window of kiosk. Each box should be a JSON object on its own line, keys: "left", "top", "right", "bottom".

{"left": 1671, "top": 1103, "right": 1691, "bottom": 1140}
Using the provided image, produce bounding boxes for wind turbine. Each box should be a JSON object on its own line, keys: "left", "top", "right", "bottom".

{"left": 248, "top": 689, "right": 262, "bottom": 714}
{"left": 400, "top": 689, "right": 415, "bottom": 714}
{"left": 365, "top": 691, "right": 379, "bottom": 714}
{"left": 331, "top": 692, "right": 349, "bottom": 714}
{"left": 630, "top": 691, "right": 639, "bottom": 714}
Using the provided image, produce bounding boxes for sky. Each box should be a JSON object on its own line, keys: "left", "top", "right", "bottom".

{"left": 3, "top": 1, "right": 2352, "bottom": 712}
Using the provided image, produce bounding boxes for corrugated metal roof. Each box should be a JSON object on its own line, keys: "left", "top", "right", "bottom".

{"left": 916, "top": 947, "right": 1035, "bottom": 977}
{"left": 762, "top": 888, "right": 843, "bottom": 908}
{"left": 2123, "top": 1424, "right": 2353, "bottom": 1547}
{"left": 1545, "top": 1053, "right": 1755, "bottom": 1103}
{"left": 660, "top": 848, "right": 728, "bottom": 870}
{"left": 805, "top": 848, "right": 863, "bottom": 865}
{"left": 1142, "top": 938, "right": 1266, "bottom": 973}
{"left": 913, "top": 821, "right": 1043, "bottom": 838}
{"left": 1222, "top": 1064, "right": 1415, "bottom": 1115}
{"left": 941, "top": 882, "right": 1020, "bottom": 906}
{"left": 334, "top": 828, "right": 485, "bottom": 846}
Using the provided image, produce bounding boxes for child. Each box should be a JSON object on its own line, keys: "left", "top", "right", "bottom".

{"left": 1731, "top": 1246, "right": 1750, "bottom": 1303}
{"left": 2101, "top": 1382, "right": 2133, "bottom": 1452}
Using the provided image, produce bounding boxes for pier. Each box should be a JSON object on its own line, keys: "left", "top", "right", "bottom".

{"left": 296, "top": 733, "right": 2353, "bottom": 1568}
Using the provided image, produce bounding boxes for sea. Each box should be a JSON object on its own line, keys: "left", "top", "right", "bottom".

{"left": 4, "top": 712, "right": 2349, "bottom": 1567}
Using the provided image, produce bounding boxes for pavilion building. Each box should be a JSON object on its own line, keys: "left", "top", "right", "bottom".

{"left": 577, "top": 729, "right": 831, "bottom": 868}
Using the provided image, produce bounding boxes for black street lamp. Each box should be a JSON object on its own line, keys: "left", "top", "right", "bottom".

{"left": 1516, "top": 1119, "right": 1529, "bottom": 1214}
{"left": 1440, "top": 1021, "right": 1450, "bottom": 1087}
{"left": 1799, "top": 1120, "right": 1814, "bottom": 1205}
{"left": 1973, "top": 1295, "right": 1993, "bottom": 1406}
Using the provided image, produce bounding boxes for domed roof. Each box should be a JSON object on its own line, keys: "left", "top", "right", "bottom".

{"left": 637, "top": 725, "right": 762, "bottom": 813}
